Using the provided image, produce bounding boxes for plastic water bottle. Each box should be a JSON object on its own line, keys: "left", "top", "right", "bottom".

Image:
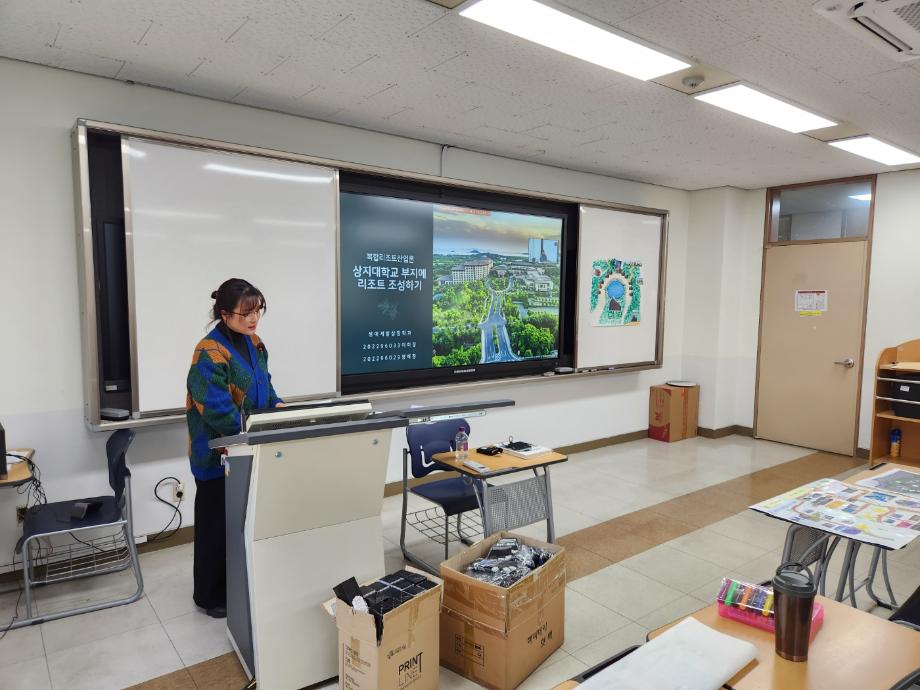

{"left": 455, "top": 428, "right": 469, "bottom": 461}
{"left": 890, "top": 428, "right": 902, "bottom": 459}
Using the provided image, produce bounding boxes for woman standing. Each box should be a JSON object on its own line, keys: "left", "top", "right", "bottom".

{"left": 186, "top": 278, "right": 283, "bottom": 618}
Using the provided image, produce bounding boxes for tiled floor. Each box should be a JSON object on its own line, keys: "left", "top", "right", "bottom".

{"left": 1, "top": 436, "right": 918, "bottom": 690}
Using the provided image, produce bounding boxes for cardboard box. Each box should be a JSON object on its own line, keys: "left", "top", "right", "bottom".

{"left": 439, "top": 532, "right": 566, "bottom": 690}
{"left": 325, "top": 568, "right": 442, "bottom": 690}
{"left": 648, "top": 384, "right": 699, "bottom": 442}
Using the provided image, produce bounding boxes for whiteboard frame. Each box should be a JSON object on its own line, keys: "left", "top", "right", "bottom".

{"left": 74, "top": 119, "right": 669, "bottom": 430}
{"left": 574, "top": 204, "right": 668, "bottom": 371}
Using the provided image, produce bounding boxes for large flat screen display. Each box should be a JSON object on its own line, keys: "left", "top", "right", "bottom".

{"left": 340, "top": 183, "right": 571, "bottom": 390}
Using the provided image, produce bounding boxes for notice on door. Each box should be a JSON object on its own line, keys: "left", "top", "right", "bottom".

{"left": 795, "top": 290, "right": 828, "bottom": 316}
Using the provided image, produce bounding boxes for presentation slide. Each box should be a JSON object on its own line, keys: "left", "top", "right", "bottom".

{"left": 340, "top": 193, "right": 563, "bottom": 376}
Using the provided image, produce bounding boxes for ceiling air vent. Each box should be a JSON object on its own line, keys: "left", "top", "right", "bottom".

{"left": 814, "top": 0, "right": 920, "bottom": 61}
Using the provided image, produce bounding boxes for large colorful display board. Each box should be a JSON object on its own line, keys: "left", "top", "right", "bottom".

{"left": 751, "top": 477, "right": 920, "bottom": 550}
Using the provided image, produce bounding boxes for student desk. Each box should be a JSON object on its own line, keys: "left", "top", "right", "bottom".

{"left": 751, "top": 462, "right": 920, "bottom": 609}
{"left": 643, "top": 597, "right": 920, "bottom": 690}
{"left": 554, "top": 597, "right": 920, "bottom": 689}
{"left": 432, "top": 447, "right": 567, "bottom": 542}
{"left": 0, "top": 448, "right": 34, "bottom": 486}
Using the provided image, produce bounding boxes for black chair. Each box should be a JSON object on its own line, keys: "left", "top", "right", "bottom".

{"left": 400, "top": 419, "right": 482, "bottom": 573}
{"left": 890, "top": 584, "right": 920, "bottom": 632}
{"left": 16, "top": 429, "right": 144, "bottom": 627}
{"left": 778, "top": 525, "right": 837, "bottom": 595}
{"left": 888, "top": 668, "right": 920, "bottom": 690}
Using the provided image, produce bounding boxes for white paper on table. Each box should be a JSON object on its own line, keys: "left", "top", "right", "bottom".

{"left": 577, "top": 618, "right": 757, "bottom": 690}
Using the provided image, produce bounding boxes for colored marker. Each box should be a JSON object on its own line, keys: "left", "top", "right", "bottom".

{"left": 763, "top": 592, "right": 774, "bottom": 616}
{"left": 724, "top": 581, "right": 739, "bottom": 606}
{"left": 739, "top": 584, "right": 754, "bottom": 610}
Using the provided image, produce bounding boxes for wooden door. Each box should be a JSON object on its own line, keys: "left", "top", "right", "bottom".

{"left": 755, "top": 241, "right": 868, "bottom": 454}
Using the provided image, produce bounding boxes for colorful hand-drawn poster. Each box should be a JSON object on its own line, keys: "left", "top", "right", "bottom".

{"left": 590, "top": 258, "right": 642, "bottom": 327}
{"left": 856, "top": 468, "right": 920, "bottom": 497}
{"left": 750, "top": 478, "right": 920, "bottom": 550}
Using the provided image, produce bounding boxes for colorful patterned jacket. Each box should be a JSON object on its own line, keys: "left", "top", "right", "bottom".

{"left": 186, "top": 326, "right": 282, "bottom": 480}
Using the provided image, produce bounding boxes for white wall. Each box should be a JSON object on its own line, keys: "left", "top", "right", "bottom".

{"left": 682, "top": 187, "right": 765, "bottom": 430}
{"left": 0, "top": 58, "right": 690, "bottom": 569}
{"left": 858, "top": 168, "right": 920, "bottom": 449}
{"left": 682, "top": 170, "right": 920, "bottom": 450}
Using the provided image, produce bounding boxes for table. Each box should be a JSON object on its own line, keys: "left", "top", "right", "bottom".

{"left": 643, "top": 597, "right": 920, "bottom": 690}
{"left": 1, "top": 448, "right": 34, "bottom": 486}
{"left": 432, "top": 447, "right": 567, "bottom": 542}
{"left": 750, "top": 462, "right": 920, "bottom": 610}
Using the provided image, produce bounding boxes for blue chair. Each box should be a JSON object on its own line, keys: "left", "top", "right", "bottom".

{"left": 15, "top": 429, "right": 143, "bottom": 628}
{"left": 399, "top": 419, "right": 482, "bottom": 573}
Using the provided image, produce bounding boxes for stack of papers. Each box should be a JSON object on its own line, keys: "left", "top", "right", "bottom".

{"left": 578, "top": 618, "right": 756, "bottom": 690}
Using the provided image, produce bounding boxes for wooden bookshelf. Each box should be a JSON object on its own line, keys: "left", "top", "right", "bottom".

{"left": 880, "top": 362, "right": 920, "bottom": 374}
{"left": 871, "top": 339, "right": 920, "bottom": 465}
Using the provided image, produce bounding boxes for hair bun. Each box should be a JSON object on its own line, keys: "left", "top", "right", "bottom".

{"left": 210, "top": 290, "right": 218, "bottom": 299}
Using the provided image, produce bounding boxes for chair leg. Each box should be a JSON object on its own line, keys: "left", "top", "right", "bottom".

{"left": 22, "top": 538, "right": 34, "bottom": 620}
{"left": 457, "top": 512, "right": 474, "bottom": 546}
{"left": 847, "top": 543, "right": 860, "bottom": 608}
{"left": 780, "top": 525, "right": 796, "bottom": 563}
{"left": 125, "top": 526, "right": 144, "bottom": 601}
{"left": 817, "top": 537, "right": 840, "bottom": 597}
{"left": 444, "top": 515, "right": 449, "bottom": 561}
{"left": 866, "top": 547, "right": 898, "bottom": 610}
{"left": 400, "top": 449, "right": 410, "bottom": 559}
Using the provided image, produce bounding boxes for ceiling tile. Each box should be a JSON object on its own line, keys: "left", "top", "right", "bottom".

{"left": 613, "top": 0, "right": 755, "bottom": 61}
{"left": 0, "top": 0, "right": 915, "bottom": 189}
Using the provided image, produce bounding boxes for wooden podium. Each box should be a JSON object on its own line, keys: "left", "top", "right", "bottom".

{"left": 213, "top": 412, "right": 408, "bottom": 690}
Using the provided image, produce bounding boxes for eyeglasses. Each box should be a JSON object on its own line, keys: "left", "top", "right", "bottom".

{"left": 230, "top": 308, "right": 264, "bottom": 320}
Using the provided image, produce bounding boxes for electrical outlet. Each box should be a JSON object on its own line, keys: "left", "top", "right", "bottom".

{"left": 16, "top": 505, "right": 27, "bottom": 523}
{"left": 173, "top": 482, "right": 185, "bottom": 503}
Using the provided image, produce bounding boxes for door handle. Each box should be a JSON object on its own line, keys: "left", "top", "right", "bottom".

{"left": 834, "top": 357, "right": 855, "bottom": 368}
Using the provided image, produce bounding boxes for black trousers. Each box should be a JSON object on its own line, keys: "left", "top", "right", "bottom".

{"left": 193, "top": 476, "right": 226, "bottom": 610}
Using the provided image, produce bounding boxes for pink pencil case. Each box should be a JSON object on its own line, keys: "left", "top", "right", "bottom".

{"left": 716, "top": 577, "right": 824, "bottom": 638}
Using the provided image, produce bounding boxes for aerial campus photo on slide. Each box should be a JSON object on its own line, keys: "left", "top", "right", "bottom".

{"left": 339, "top": 192, "right": 563, "bottom": 376}
{"left": 431, "top": 205, "right": 562, "bottom": 367}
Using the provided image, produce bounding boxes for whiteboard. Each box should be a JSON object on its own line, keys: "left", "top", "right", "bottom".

{"left": 125, "top": 139, "right": 338, "bottom": 414}
{"left": 575, "top": 205, "right": 665, "bottom": 370}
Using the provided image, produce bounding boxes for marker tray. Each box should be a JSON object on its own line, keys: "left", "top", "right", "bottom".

{"left": 716, "top": 577, "right": 824, "bottom": 637}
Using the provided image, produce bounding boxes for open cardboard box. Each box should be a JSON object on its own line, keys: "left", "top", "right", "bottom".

{"left": 439, "top": 532, "right": 566, "bottom": 690}
{"left": 323, "top": 566, "right": 443, "bottom": 690}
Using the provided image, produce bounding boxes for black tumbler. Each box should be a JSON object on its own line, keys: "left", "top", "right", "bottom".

{"left": 772, "top": 562, "right": 817, "bottom": 662}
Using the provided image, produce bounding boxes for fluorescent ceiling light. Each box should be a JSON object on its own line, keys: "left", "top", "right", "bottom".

{"left": 829, "top": 136, "right": 920, "bottom": 166}
{"left": 459, "top": 0, "right": 689, "bottom": 81}
{"left": 848, "top": 194, "right": 872, "bottom": 201}
{"left": 203, "top": 163, "right": 327, "bottom": 183}
{"left": 694, "top": 84, "right": 836, "bottom": 133}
